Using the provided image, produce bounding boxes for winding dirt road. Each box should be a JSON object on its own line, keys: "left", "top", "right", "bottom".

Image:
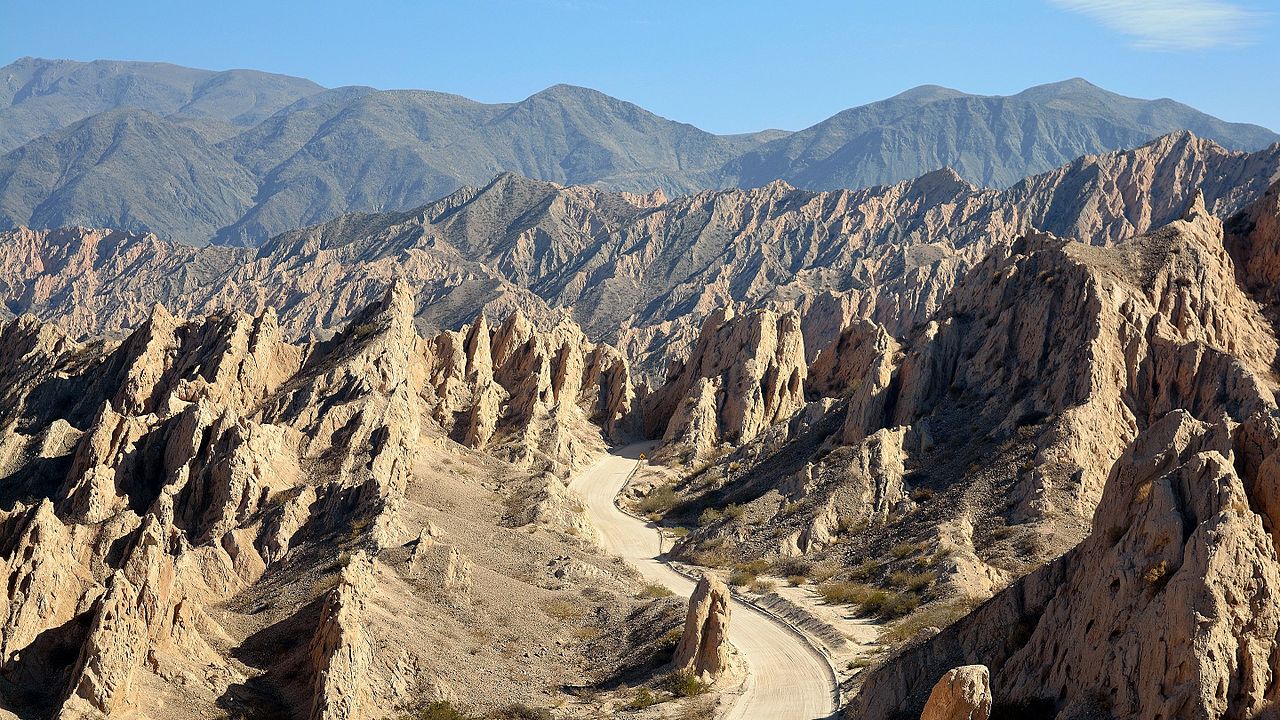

{"left": 569, "top": 444, "right": 837, "bottom": 719}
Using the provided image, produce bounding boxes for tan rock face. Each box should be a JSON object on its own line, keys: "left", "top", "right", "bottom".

{"left": 920, "top": 666, "right": 991, "bottom": 720}
{"left": 308, "top": 552, "right": 375, "bottom": 720}
{"left": 673, "top": 575, "right": 732, "bottom": 681}
{"left": 693, "top": 192, "right": 1280, "bottom": 588}
{"left": 0, "top": 279, "right": 633, "bottom": 718}
{"left": 427, "top": 310, "right": 634, "bottom": 473}
{"left": 644, "top": 308, "right": 806, "bottom": 456}
{"left": 851, "top": 186, "right": 1280, "bottom": 717}
{"left": 855, "top": 409, "right": 1280, "bottom": 720}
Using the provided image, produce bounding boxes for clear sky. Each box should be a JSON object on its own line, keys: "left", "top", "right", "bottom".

{"left": 1, "top": 0, "right": 1275, "bottom": 134}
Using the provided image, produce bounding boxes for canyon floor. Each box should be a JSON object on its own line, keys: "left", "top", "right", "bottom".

{"left": 568, "top": 444, "right": 840, "bottom": 719}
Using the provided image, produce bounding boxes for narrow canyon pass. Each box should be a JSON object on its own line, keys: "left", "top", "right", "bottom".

{"left": 2, "top": 20, "right": 1280, "bottom": 720}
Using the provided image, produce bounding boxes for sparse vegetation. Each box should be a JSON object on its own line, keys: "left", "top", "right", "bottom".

{"left": 849, "top": 559, "right": 882, "bottom": 582}
{"left": 890, "top": 541, "right": 925, "bottom": 559}
{"left": 1135, "top": 480, "right": 1153, "bottom": 503}
{"left": 638, "top": 484, "right": 679, "bottom": 517}
{"left": 626, "top": 688, "right": 659, "bottom": 710}
{"left": 808, "top": 563, "right": 840, "bottom": 583}
{"left": 728, "top": 559, "right": 770, "bottom": 587}
{"left": 640, "top": 583, "right": 675, "bottom": 599}
{"left": 889, "top": 570, "right": 937, "bottom": 592}
{"left": 699, "top": 503, "right": 744, "bottom": 526}
{"left": 489, "top": 705, "right": 552, "bottom": 720}
{"left": 750, "top": 578, "right": 776, "bottom": 594}
{"left": 656, "top": 627, "right": 683, "bottom": 658}
{"left": 676, "top": 698, "right": 719, "bottom": 720}
{"left": 771, "top": 556, "right": 812, "bottom": 577}
{"left": 817, "top": 581, "right": 877, "bottom": 605}
{"left": 910, "top": 488, "right": 934, "bottom": 502}
{"left": 540, "top": 597, "right": 585, "bottom": 622}
{"left": 1143, "top": 560, "right": 1169, "bottom": 585}
{"left": 787, "top": 575, "right": 807, "bottom": 587}
{"left": 817, "top": 581, "right": 920, "bottom": 619}
{"left": 667, "top": 670, "right": 710, "bottom": 697}
{"left": 882, "top": 595, "right": 985, "bottom": 645}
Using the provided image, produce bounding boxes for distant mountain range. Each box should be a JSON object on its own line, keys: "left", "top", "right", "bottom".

{"left": 1, "top": 57, "right": 1276, "bottom": 246}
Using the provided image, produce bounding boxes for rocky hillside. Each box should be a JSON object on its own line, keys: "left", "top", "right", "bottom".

{"left": 2, "top": 58, "right": 1274, "bottom": 246}
{"left": 632, "top": 181, "right": 1280, "bottom": 718}
{"left": 0, "top": 282, "right": 649, "bottom": 719}
{"left": 721, "top": 78, "right": 1280, "bottom": 189}
{"left": 849, "top": 182, "right": 1280, "bottom": 719}
{"left": 3, "top": 132, "right": 1278, "bottom": 385}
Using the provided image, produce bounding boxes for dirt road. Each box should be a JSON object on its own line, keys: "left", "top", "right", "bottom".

{"left": 569, "top": 445, "right": 837, "bottom": 719}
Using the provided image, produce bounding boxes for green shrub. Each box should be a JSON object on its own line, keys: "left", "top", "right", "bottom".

{"left": 640, "top": 583, "right": 674, "bottom": 599}
{"left": 638, "top": 485, "right": 678, "bottom": 516}
{"left": 889, "top": 571, "right": 937, "bottom": 592}
{"left": 657, "top": 627, "right": 683, "bottom": 652}
{"left": 890, "top": 542, "right": 920, "bottom": 559}
{"left": 877, "top": 591, "right": 920, "bottom": 619}
{"left": 728, "top": 568, "right": 756, "bottom": 586}
{"left": 667, "top": 670, "right": 710, "bottom": 697}
{"left": 626, "top": 688, "right": 659, "bottom": 710}
{"left": 883, "top": 595, "right": 985, "bottom": 644}
{"left": 698, "top": 507, "right": 723, "bottom": 526}
{"left": 771, "top": 556, "right": 813, "bottom": 577}
{"left": 817, "top": 581, "right": 877, "bottom": 606}
{"left": 849, "top": 560, "right": 881, "bottom": 582}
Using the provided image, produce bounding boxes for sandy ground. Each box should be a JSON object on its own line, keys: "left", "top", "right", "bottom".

{"left": 570, "top": 444, "right": 838, "bottom": 720}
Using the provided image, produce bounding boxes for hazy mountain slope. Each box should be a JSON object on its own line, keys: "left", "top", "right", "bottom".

{"left": 210, "top": 84, "right": 748, "bottom": 245}
{"left": 721, "top": 79, "right": 1279, "bottom": 190}
{"left": 2, "top": 58, "right": 1276, "bottom": 247}
{"left": 0, "top": 108, "right": 258, "bottom": 244}
{"left": 0, "top": 57, "right": 325, "bottom": 150}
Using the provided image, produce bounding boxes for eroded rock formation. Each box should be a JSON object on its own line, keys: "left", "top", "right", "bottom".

{"left": 673, "top": 575, "right": 732, "bottom": 681}
{"left": 0, "top": 279, "right": 634, "bottom": 718}
{"left": 644, "top": 308, "right": 806, "bottom": 457}
{"left": 919, "top": 666, "right": 992, "bottom": 720}
{"left": 850, "top": 180, "right": 1280, "bottom": 719}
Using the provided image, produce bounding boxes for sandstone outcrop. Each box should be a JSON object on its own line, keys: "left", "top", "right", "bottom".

{"left": 919, "top": 666, "right": 991, "bottom": 720}
{"left": 677, "top": 189, "right": 1280, "bottom": 612}
{"left": 849, "top": 181, "right": 1280, "bottom": 720}
{"left": 426, "top": 310, "right": 634, "bottom": 472}
{"left": 644, "top": 308, "right": 806, "bottom": 456}
{"left": 673, "top": 575, "right": 732, "bottom": 681}
{"left": 308, "top": 552, "right": 375, "bottom": 720}
{"left": 0, "top": 279, "right": 636, "bottom": 718}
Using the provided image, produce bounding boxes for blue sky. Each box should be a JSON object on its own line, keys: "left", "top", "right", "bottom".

{"left": 1, "top": 0, "right": 1275, "bottom": 134}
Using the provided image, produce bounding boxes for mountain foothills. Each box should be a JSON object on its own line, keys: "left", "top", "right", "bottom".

{"left": 6, "top": 56, "right": 1280, "bottom": 720}
{"left": 0, "top": 57, "right": 1276, "bottom": 246}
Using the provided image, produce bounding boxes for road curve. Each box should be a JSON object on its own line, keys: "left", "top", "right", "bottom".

{"left": 569, "top": 444, "right": 837, "bottom": 720}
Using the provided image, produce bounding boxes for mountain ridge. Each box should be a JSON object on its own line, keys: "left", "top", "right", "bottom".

{"left": 2, "top": 57, "right": 1276, "bottom": 246}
